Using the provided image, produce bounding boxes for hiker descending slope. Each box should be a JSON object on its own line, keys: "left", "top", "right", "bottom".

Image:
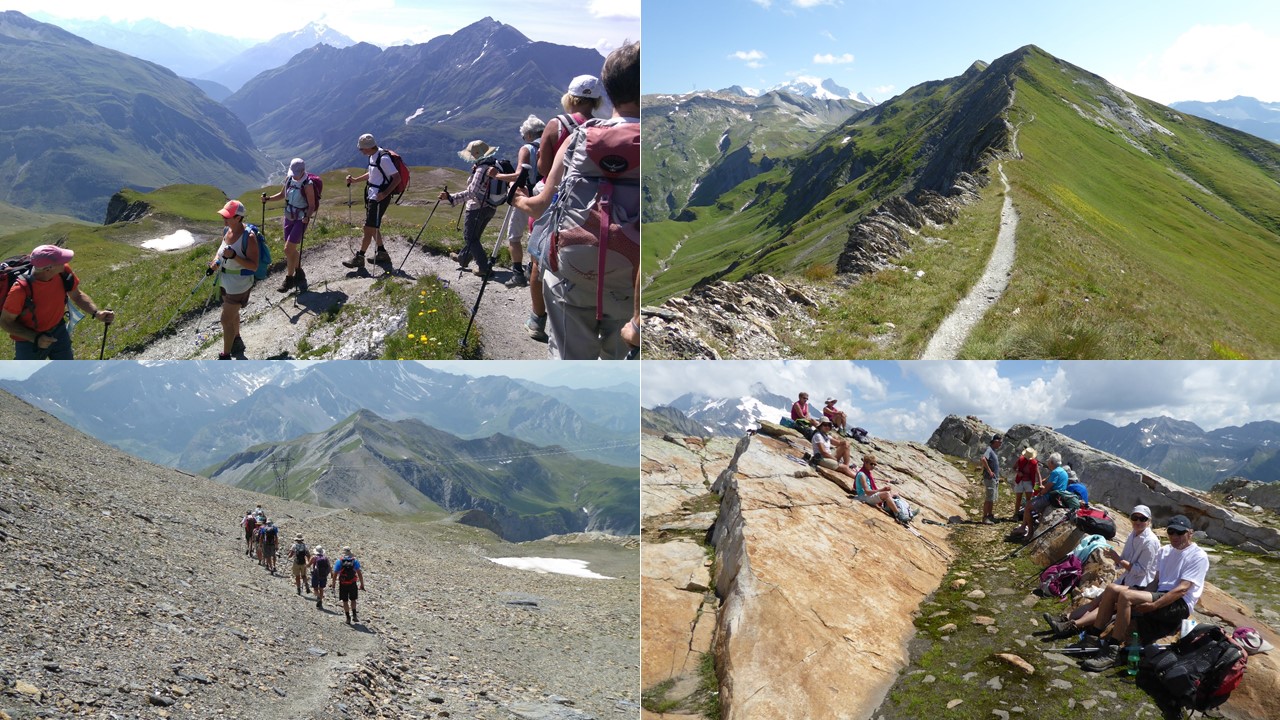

{"left": 262, "top": 158, "right": 318, "bottom": 293}
{"left": 210, "top": 201, "right": 261, "bottom": 360}
{"left": 331, "top": 546, "right": 365, "bottom": 624}
{"left": 287, "top": 533, "right": 311, "bottom": 595}
{"left": 310, "top": 546, "right": 332, "bottom": 610}
{"left": 343, "top": 134, "right": 401, "bottom": 269}
{"left": 1, "top": 244, "right": 115, "bottom": 359}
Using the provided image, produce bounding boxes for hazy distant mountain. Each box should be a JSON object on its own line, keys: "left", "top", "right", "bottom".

{"left": 1058, "top": 416, "right": 1280, "bottom": 489}
{"left": 30, "top": 13, "right": 252, "bottom": 78}
{"left": 641, "top": 406, "right": 711, "bottom": 437}
{"left": 1170, "top": 96, "right": 1280, "bottom": 144}
{"left": 224, "top": 17, "right": 605, "bottom": 175}
{"left": 201, "top": 22, "right": 356, "bottom": 91}
{"left": 208, "top": 409, "right": 638, "bottom": 541}
{"left": 0, "top": 12, "right": 266, "bottom": 220}
{"left": 187, "top": 77, "right": 234, "bottom": 103}
{"left": 0, "top": 361, "right": 637, "bottom": 471}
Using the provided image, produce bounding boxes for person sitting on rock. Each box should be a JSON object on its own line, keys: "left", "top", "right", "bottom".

{"left": 791, "top": 392, "right": 814, "bottom": 431}
{"left": 1014, "top": 451, "right": 1069, "bottom": 537}
{"left": 1045, "top": 504, "right": 1162, "bottom": 638}
{"left": 852, "top": 453, "right": 904, "bottom": 519}
{"left": 822, "top": 397, "right": 848, "bottom": 434}
{"left": 1078, "top": 515, "right": 1210, "bottom": 672}
{"left": 811, "top": 417, "right": 861, "bottom": 488}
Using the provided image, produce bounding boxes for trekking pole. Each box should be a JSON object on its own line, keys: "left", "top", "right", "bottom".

{"left": 159, "top": 273, "right": 212, "bottom": 336}
{"left": 455, "top": 204, "right": 465, "bottom": 230}
{"left": 347, "top": 181, "right": 353, "bottom": 226}
{"left": 398, "top": 194, "right": 443, "bottom": 271}
{"left": 99, "top": 321, "right": 109, "bottom": 360}
{"left": 261, "top": 197, "right": 266, "bottom": 229}
{"left": 459, "top": 206, "right": 514, "bottom": 351}
{"left": 1004, "top": 512, "right": 1073, "bottom": 559}
{"left": 195, "top": 273, "right": 220, "bottom": 343}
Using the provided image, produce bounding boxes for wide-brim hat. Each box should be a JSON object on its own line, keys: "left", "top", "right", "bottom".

{"left": 458, "top": 140, "right": 497, "bottom": 163}
{"left": 294, "top": 534, "right": 304, "bottom": 541}
{"left": 825, "top": 398, "right": 837, "bottom": 405}
{"left": 1021, "top": 447, "right": 1037, "bottom": 459}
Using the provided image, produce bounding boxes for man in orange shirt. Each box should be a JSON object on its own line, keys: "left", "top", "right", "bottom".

{"left": 0, "top": 245, "right": 114, "bottom": 359}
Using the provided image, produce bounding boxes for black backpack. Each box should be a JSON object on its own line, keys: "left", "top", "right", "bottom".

{"left": 1137, "top": 624, "right": 1248, "bottom": 718}
{"left": 476, "top": 158, "right": 517, "bottom": 206}
{"left": 312, "top": 556, "right": 330, "bottom": 576}
{"left": 0, "top": 255, "right": 76, "bottom": 327}
{"left": 1074, "top": 507, "right": 1117, "bottom": 540}
{"left": 337, "top": 558, "right": 358, "bottom": 584}
{"left": 291, "top": 543, "right": 309, "bottom": 565}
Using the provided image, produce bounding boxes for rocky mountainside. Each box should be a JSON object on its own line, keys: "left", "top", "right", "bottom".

{"left": 0, "top": 361, "right": 638, "bottom": 471}
{"left": 206, "top": 409, "right": 640, "bottom": 542}
{"left": 0, "top": 390, "right": 639, "bottom": 719}
{"left": 201, "top": 22, "right": 356, "bottom": 91}
{"left": 643, "top": 44, "right": 1280, "bottom": 359}
{"left": 1059, "top": 416, "right": 1280, "bottom": 489}
{"left": 641, "top": 89, "right": 869, "bottom": 222}
{"left": 640, "top": 406, "right": 710, "bottom": 438}
{"left": 665, "top": 382, "right": 799, "bottom": 436}
{"left": 0, "top": 12, "right": 267, "bottom": 221}
{"left": 1171, "top": 95, "right": 1280, "bottom": 143}
{"left": 224, "top": 18, "right": 605, "bottom": 175}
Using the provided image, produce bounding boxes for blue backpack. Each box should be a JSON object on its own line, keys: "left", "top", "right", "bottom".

{"left": 237, "top": 224, "right": 271, "bottom": 281}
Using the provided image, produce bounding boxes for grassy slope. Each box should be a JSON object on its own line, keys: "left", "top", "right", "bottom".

{"left": 0, "top": 200, "right": 88, "bottom": 235}
{"left": 0, "top": 167, "right": 473, "bottom": 359}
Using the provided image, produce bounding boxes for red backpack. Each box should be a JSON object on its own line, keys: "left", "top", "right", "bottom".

{"left": 547, "top": 118, "right": 640, "bottom": 320}
{"left": 374, "top": 150, "right": 410, "bottom": 204}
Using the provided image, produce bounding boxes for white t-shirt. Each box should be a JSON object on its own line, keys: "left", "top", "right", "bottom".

{"left": 1154, "top": 542, "right": 1210, "bottom": 610}
{"left": 1116, "top": 527, "right": 1161, "bottom": 587}
{"left": 367, "top": 151, "right": 398, "bottom": 200}
{"left": 811, "top": 431, "right": 832, "bottom": 459}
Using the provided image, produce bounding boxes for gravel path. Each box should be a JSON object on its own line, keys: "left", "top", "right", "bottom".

{"left": 919, "top": 162, "right": 1018, "bottom": 360}
{"left": 119, "top": 218, "right": 545, "bottom": 361}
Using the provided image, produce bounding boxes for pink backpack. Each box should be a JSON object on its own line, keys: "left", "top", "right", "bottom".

{"left": 547, "top": 118, "right": 640, "bottom": 320}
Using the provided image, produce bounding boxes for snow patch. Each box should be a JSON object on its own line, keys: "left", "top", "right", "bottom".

{"left": 142, "top": 230, "right": 195, "bottom": 251}
{"left": 487, "top": 557, "right": 613, "bottom": 579}
{"left": 404, "top": 107, "right": 426, "bottom": 125}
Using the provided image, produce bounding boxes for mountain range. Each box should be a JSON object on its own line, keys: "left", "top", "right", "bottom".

{"left": 224, "top": 17, "right": 607, "bottom": 177}
{"left": 0, "top": 361, "right": 639, "bottom": 470}
{"left": 1171, "top": 96, "right": 1280, "bottom": 144}
{"left": 0, "top": 11, "right": 265, "bottom": 221}
{"left": 660, "top": 383, "right": 805, "bottom": 436}
{"left": 200, "top": 22, "right": 356, "bottom": 91}
{"left": 29, "top": 13, "right": 254, "bottom": 79}
{"left": 207, "top": 408, "right": 638, "bottom": 541}
{"left": 642, "top": 45, "right": 1280, "bottom": 358}
{"left": 1057, "top": 416, "right": 1280, "bottom": 490}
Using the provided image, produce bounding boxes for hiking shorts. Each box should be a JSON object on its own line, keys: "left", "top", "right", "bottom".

{"left": 983, "top": 474, "right": 999, "bottom": 502}
{"left": 311, "top": 573, "right": 328, "bottom": 590}
{"left": 13, "top": 321, "right": 72, "bottom": 360}
{"left": 364, "top": 195, "right": 391, "bottom": 229}
{"left": 1029, "top": 494, "right": 1054, "bottom": 515}
{"left": 264, "top": 541, "right": 277, "bottom": 557}
{"left": 1137, "top": 592, "right": 1190, "bottom": 638}
{"left": 220, "top": 285, "right": 252, "bottom": 307}
{"left": 283, "top": 213, "right": 308, "bottom": 245}
{"left": 502, "top": 205, "right": 528, "bottom": 245}
{"left": 292, "top": 563, "right": 307, "bottom": 581}
{"left": 542, "top": 267, "right": 632, "bottom": 360}
{"left": 338, "top": 583, "right": 359, "bottom": 602}
{"left": 857, "top": 492, "right": 884, "bottom": 505}
{"left": 816, "top": 457, "right": 840, "bottom": 470}
{"left": 1013, "top": 481, "right": 1035, "bottom": 494}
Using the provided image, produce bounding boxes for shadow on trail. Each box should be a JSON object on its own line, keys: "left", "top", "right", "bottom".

{"left": 268, "top": 288, "right": 350, "bottom": 325}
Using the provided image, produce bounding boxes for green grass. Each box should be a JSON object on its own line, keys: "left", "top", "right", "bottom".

{"left": 379, "top": 275, "right": 479, "bottom": 360}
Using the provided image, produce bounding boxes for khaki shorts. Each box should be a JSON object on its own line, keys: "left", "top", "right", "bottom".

{"left": 221, "top": 286, "right": 252, "bottom": 306}
{"left": 292, "top": 563, "right": 307, "bottom": 581}
{"left": 983, "top": 474, "right": 999, "bottom": 502}
{"left": 817, "top": 457, "right": 840, "bottom": 470}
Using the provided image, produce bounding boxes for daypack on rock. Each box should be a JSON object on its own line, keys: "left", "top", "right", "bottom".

{"left": 1051, "top": 489, "right": 1083, "bottom": 512}
{"left": 1075, "top": 508, "right": 1117, "bottom": 540}
{"left": 1038, "top": 554, "right": 1083, "bottom": 600}
{"left": 233, "top": 224, "right": 272, "bottom": 281}
{"left": 1137, "top": 624, "right": 1248, "bottom": 716}
{"left": 374, "top": 149, "right": 410, "bottom": 204}
{"left": 0, "top": 255, "right": 76, "bottom": 329}
{"left": 547, "top": 117, "right": 640, "bottom": 320}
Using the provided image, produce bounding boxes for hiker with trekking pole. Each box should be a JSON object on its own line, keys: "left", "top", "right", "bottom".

{"left": 1, "top": 244, "right": 115, "bottom": 360}
{"left": 342, "top": 134, "right": 402, "bottom": 270}
{"left": 488, "top": 115, "right": 545, "bottom": 289}
{"left": 262, "top": 158, "right": 318, "bottom": 293}
{"left": 209, "top": 201, "right": 262, "bottom": 359}
{"left": 440, "top": 139, "right": 504, "bottom": 279}
{"left": 459, "top": 181, "right": 524, "bottom": 349}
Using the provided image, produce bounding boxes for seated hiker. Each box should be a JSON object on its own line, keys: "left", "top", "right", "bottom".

{"left": 1045, "top": 504, "right": 1162, "bottom": 637}
{"left": 811, "top": 417, "right": 861, "bottom": 487}
{"left": 1014, "top": 451, "right": 1068, "bottom": 536}
{"left": 1065, "top": 471, "right": 1089, "bottom": 505}
{"left": 1078, "top": 515, "right": 1210, "bottom": 672}
{"left": 791, "top": 392, "right": 814, "bottom": 431}
{"left": 852, "top": 453, "right": 915, "bottom": 522}
{"left": 822, "top": 398, "right": 848, "bottom": 433}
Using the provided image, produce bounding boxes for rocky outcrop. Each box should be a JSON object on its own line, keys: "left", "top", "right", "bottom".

{"left": 707, "top": 432, "right": 969, "bottom": 719}
{"left": 927, "top": 415, "right": 1280, "bottom": 553}
{"left": 836, "top": 175, "right": 986, "bottom": 275}
{"left": 641, "top": 275, "right": 819, "bottom": 359}
{"left": 1213, "top": 476, "right": 1280, "bottom": 514}
{"left": 103, "top": 191, "right": 151, "bottom": 225}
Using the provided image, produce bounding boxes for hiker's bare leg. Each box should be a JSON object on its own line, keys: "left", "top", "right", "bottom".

{"left": 509, "top": 240, "right": 523, "bottom": 268}
{"left": 1091, "top": 583, "right": 1125, "bottom": 633}
{"left": 360, "top": 226, "right": 376, "bottom": 253}
{"left": 221, "top": 303, "right": 240, "bottom": 355}
{"left": 285, "top": 242, "right": 300, "bottom": 276}
{"left": 529, "top": 260, "right": 545, "bottom": 315}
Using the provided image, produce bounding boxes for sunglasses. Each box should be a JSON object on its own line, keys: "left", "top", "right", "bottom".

{"left": 1167, "top": 528, "right": 1189, "bottom": 536}
{"left": 1130, "top": 515, "right": 1149, "bottom": 522}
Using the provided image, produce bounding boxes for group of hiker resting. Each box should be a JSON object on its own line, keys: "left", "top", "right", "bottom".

{"left": 241, "top": 507, "right": 366, "bottom": 624}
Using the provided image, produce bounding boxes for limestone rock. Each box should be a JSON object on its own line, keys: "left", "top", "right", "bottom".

{"left": 642, "top": 275, "right": 820, "bottom": 359}
{"left": 994, "top": 653, "right": 1034, "bottom": 675}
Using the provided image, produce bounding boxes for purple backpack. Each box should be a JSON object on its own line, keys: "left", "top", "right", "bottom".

{"left": 1038, "top": 554, "right": 1083, "bottom": 600}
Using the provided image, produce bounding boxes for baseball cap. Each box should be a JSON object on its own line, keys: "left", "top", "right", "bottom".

{"left": 289, "top": 158, "right": 305, "bottom": 178}
{"left": 567, "top": 74, "right": 601, "bottom": 98}
{"left": 217, "top": 200, "right": 246, "bottom": 219}
{"left": 1166, "top": 515, "right": 1193, "bottom": 533}
{"left": 31, "top": 244, "right": 74, "bottom": 268}
{"left": 357, "top": 133, "right": 377, "bottom": 150}
{"left": 1130, "top": 505, "right": 1152, "bottom": 521}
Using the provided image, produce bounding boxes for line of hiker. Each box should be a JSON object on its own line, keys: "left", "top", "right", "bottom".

{"left": 240, "top": 508, "right": 366, "bottom": 625}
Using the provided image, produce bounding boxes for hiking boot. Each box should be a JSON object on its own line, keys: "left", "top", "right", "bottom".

{"left": 295, "top": 268, "right": 308, "bottom": 292}
{"left": 1067, "top": 633, "right": 1104, "bottom": 652}
{"left": 505, "top": 266, "right": 528, "bottom": 287}
{"left": 232, "top": 335, "right": 246, "bottom": 355}
{"left": 472, "top": 267, "right": 493, "bottom": 278}
{"left": 316, "top": 598, "right": 322, "bottom": 609}
{"left": 217, "top": 352, "right": 232, "bottom": 360}
{"left": 1080, "top": 643, "right": 1121, "bottom": 672}
{"left": 526, "top": 313, "right": 548, "bottom": 342}
{"left": 296, "top": 586, "right": 301, "bottom": 595}
{"left": 1044, "top": 614, "right": 1077, "bottom": 638}
{"left": 374, "top": 246, "right": 391, "bottom": 264}
{"left": 342, "top": 251, "right": 365, "bottom": 268}
{"left": 277, "top": 275, "right": 296, "bottom": 293}
{"left": 345, "top": 611, "right": 351, "bottom": 624}
{"left": 982, "top": 516, "right": 995, "bottom": 525}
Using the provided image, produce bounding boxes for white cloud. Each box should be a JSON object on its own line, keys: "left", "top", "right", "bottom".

{"left": 586, "top": 0, "right": 640, "bottom": 19}
{"left": 730, "top": 49, "right": 766, "bottom": 61}
{"left": 901, "top": 361, "right": 1070, "bottom": 433}
{"left": 814, "top": 52, "right": 854, "bottom": 65}
{"left": 751, "top": 0, "right": 773, "bottom": 8}
{"left": 1114, "top": 24, "right": 1280, "bottom": 104}
{"left": 874, "top": 85, "right": 896, "bottom": 97}
{"left": 792, "top": 0, "right": 836, "bottom": 7}
{"left": 641, "top": 361, "right": 887, "bottom": 410}
{"left": 820, "top": 30, "right": 837, "bottom": 42}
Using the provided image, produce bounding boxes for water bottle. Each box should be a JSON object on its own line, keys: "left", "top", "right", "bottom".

{"left": 1126, "top": 632, "right": 1141, "bottom": 676}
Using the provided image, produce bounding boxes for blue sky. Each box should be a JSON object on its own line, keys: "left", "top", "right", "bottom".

{"left": 643, "top": 0, "right": 1280, "bottom": 103}
{"left": 642, "top": 361, "right": 1280, "bottom": 442}
{"left": 14, "top": 0, "right": 639, "bottom": 52}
